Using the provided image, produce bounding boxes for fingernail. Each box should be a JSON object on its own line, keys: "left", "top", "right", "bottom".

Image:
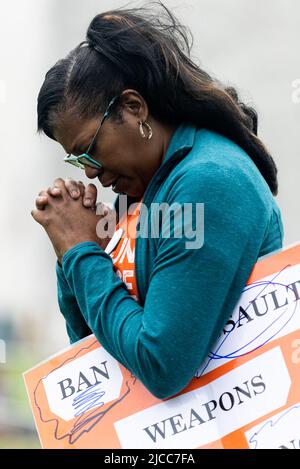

{"left": 71, "top": 190, "right": 79, "bottom": 197}
{"left": 84, "top": 198, "right": 92, "bottom": 206}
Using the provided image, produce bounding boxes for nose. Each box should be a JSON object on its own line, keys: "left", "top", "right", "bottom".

{"left": 84, "top": 165, "right": 103, "bottom": 179}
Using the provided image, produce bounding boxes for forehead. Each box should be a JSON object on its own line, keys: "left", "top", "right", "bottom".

{"left": 53, "top": 111, "right": 97, "bottom": 154}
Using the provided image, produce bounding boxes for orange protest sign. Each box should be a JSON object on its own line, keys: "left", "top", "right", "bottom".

{"left": 24, "top": 243, "right": 300, "bottom": 449}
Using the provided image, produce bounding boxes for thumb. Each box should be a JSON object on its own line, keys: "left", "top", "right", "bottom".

{"left": 31, "top": 208, "right": 46, "bottom": 226}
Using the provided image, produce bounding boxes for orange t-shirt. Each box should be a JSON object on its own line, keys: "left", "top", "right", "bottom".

{"left": 109, "top": 200, "right": 143, "bottom": 303}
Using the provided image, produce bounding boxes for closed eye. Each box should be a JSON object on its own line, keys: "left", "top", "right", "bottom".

{"left": 70, "top": 140, "right": 90, "bottom": 157}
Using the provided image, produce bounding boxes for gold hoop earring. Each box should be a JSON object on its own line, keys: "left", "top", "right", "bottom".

{"left": 139, "top": 121, "right": 153, "bottom": 140}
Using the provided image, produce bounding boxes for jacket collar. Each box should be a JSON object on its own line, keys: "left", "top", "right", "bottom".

{"left": 113, "top": 122, "right": 198, "bottom": 218}
{"left": 163, "top": 122, "right": 197, "bottom": 164}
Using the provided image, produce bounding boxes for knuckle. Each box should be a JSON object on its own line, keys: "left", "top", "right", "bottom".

{"left": 65, "top": 178, "right": 81, "bottom": 196}
{"left": 36, "top": 196, "right": 46, "bottom": 206}
{"left": 53, "top": 177, "right": 65, "bottom": 186}
{"left": 65, "top": 177, "right": 75, "bottom": 185}
{"left": 50, "top": 185, "right": 61, "bottom": 193}
{"left": 43, "top": 215, "right": 50, "bottom": 227}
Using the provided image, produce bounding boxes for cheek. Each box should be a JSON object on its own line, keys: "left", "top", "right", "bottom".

{"left": 106, "top": 126, "right": 154, "bottom": 180}
{"left": 112, "top": 151, "right": 142, "bottom": 177}
{"left": 109, "top": 127, "right": 145, "bottom": 169}
{"left": 84, "top": 166, "right": 102, "bottom": 179}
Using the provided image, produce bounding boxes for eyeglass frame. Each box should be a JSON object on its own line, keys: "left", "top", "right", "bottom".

{"left": 63, "top": 94, "right": 120, "bottom": 170}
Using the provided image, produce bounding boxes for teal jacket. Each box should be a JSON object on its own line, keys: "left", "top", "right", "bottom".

{"left": 57, "top": 123, "right": 284, "bottom": 399}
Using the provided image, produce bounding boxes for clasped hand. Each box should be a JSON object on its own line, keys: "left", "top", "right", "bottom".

{"left": 31, "top": 178, "right": 112, "bottom": 263}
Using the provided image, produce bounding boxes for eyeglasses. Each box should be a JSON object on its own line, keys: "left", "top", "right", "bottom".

{"left": 64, "top": 95, "right": 120, "bottom": 170}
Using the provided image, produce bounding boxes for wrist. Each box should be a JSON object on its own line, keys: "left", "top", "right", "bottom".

{"left": 61, "top": 241, "right": 103, "bottom": 266}
{"left": 58, "top": 236, "right": 100, "bottom": 264}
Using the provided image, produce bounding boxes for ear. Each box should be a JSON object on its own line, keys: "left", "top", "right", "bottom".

{"left": 119, "top": 89, "right": 149, "bottom": 122}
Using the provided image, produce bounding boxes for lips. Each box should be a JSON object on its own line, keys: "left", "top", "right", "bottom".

{"left": 101, "top": 177, "right": 119, "bottom": 188}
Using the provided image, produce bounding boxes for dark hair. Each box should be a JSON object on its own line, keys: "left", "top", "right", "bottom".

{"left": 37, "top": 1, "right": 278, "bottom": 195}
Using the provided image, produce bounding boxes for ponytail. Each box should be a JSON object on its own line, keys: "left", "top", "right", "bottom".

{"left": 37, "top": 1, "right": 278, "bottom": 195}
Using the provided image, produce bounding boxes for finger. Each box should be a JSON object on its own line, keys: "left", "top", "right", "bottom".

{"left": 47, "top": 186, "right": 62, "bottom": 197}
{"left": 52, "top": 177, "right": 68, "bottom": 195}
{"left": 65, "top": 177, "right": 82, "bottom": 199}
{"left": 38, "top": 189, "right": 49, "bottom": 197}
{"left": 83, "top": 183, "right": 97, "bottom": 207}
{"left": 78, "top": 182, "right": 85, "bottom": 197}
{"left": 96, "top": 202, "right": 110, "bottom": 217}
{"left": 77, "top": 181, "right": 85, "bottom": 196}
{"left": 35, "top": 195, "right": 48, "bottom": 210}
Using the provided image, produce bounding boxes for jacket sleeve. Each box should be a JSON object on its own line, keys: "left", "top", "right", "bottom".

{"left": 56, "top": 261, "right": 92, "bottom": 343}
{"left": 60, "top": 165, "right": 272, "bottom": 399}
{"left": 55, "top": 196, "right": 121, "bottom": 345}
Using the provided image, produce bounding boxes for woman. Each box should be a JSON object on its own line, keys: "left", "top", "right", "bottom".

{"left": 32, "top": 4, "right": 284, "bottom": 399}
